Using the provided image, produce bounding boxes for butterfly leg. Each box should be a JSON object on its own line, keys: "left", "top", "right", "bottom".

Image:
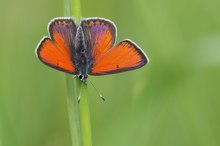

{"left": 77, "top": 84, "right": 83, "bottom": 103}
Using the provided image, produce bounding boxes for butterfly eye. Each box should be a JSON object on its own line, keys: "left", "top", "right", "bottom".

{"left": 78, "top": 74, "right": 83, "bottom": 79}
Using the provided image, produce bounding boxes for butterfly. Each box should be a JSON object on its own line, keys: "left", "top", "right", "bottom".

{"left": 36, "top": 17, "right": 149, "bottom": 82}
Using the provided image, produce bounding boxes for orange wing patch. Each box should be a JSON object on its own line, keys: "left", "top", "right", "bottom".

{"left": 37, "top": 37, "right": 76, "bottom": 74}
{"left": 36, "top": 18, "right": 77, "bottom": 74}
{"left": 81, "top": 18, "right": 116, "bottom": 59}
{"left": 90, "top": 40, "right": 148, "bottom": 75}
{"left": 91, "top": 26, "right": 114, "bottom": 59}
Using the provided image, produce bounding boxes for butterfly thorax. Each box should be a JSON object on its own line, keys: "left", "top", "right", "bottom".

{"left": 74, "top": 26, "right": 92, "bottom": 82}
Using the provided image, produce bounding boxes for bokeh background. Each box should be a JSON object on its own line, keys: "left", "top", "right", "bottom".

{"left": 1, "top": 0, "right": 220, "bottom": 146}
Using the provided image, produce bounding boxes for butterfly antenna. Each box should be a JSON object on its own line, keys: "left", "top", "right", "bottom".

{"left": 88, "top": 79, "right": 105, "bottom": 101}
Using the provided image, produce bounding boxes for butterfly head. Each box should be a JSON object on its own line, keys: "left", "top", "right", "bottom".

{"left": 78, "top": 74, "right": 88, "bottom": 83}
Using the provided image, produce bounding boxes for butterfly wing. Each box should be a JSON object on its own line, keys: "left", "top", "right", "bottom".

{"left": 80, "top": 18, "right": 116, "bottom": 60}
{"left": 36, "top": 18, "right": 77, "bottom": 74}
{"left": 81, "top": 18, "right": 148, "bottom": 75}
{"left": 90, "top": 39, "right": 148, "bottom": 75}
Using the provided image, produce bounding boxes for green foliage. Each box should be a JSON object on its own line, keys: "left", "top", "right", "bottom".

{"left": 1, "top": 0, "right": 220, "bottom": 146}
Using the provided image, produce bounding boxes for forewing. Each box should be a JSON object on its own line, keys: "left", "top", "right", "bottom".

{"left": 36, "top": 18, "right": 77, "bottom": 74}
{"left": 90, "top": 39, "right": 148, "bottom": 75}
{"left": 80, "top": 18, "right": 116, "bottom": 59}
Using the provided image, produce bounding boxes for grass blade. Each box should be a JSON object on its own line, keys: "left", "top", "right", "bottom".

{"left": 64, "top": 0, "right": 93, "bottom": 146}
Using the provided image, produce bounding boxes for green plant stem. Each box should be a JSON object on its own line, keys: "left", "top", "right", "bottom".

{"left": 64, "top": 0, "right": 82, "bottom": 146}
{"left": 70, "top": 0, "right": 81, "bottom": 22}
{"left": 64, "top": 0, "right": 93, "bottom": 146}
{"left": 66, "top": 75, "right": 82, "bottom": 146}
{"left": 79, "top": 85, "right": 92, "bottom": 146}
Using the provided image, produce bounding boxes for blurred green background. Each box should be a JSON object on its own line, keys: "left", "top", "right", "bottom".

{"left": 1, "top": 0, "right": 220, "bottom": 146}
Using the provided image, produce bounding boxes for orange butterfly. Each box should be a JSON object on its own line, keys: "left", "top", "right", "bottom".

{"left": 36, "top": 17, "right": 149, "bottom": 82}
